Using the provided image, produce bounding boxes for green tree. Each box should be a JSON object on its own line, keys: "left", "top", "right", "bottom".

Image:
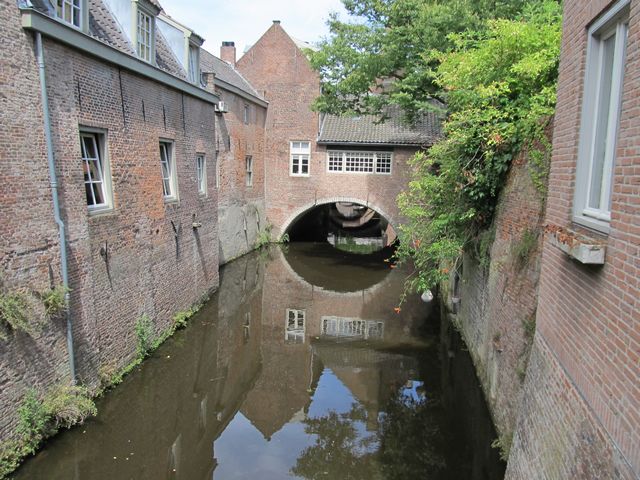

{"left": 396, "top": 1, "right": 561, "bottom": 292}
{"left": 310, "top": 0, "right": 541, "bottom": 120}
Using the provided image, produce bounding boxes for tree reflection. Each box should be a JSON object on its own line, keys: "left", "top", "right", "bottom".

{"left": 291, "top": 381, "right": 445, "bottom": 479}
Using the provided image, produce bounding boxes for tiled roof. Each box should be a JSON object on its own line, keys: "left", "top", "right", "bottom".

{"left": 318, "top": 104, "right": 444, "bottom": 146}
{"left": 200, "top": 49, "right": 264, "bottom": 101}
{"left": 89, "top": 0, "right": 135, "bottom": 55}
{"left": 155, "top": 29, "right": 188, "bottom": 80}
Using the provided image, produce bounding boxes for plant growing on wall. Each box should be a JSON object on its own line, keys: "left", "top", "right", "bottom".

{"left": 395, "top": 1, "right": 561, "bottom": 292}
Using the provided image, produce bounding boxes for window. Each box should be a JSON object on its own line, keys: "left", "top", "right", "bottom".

{"left": 137, "top": 9, "right": 153, "bottom": 62}
{"left": 56, "top": 0, "right": 81, "bottom": 28}
{"left": 285, "top": 309, "right": 305, "bottom": 344}
{"left": 81, "top": 131, "right": 112, "bottom": 212}
{"left": 327, "top": 150, "right": 393, "bottom": 175}
{"left": 243, "top": 104, "right": 249, "bottom": 125}
{"left": 215, "top": 154, "right": 220, "bottom": 189}
{"left": 290, "top": 141, "right": 310, "bottom": 176}
{"left": 196, "top": 154, "right": 206, "bottom": 195}
{"left": 159, "top": 141, "right": 177, "bottom": 200}
{"left": 321, "top": 316, "right": 384, "bottom": 340}
{"left": 188, "top": 45, "right": 199, "bottom": 84}
{"left": 574, "top": 0, "right": 629, "bottom": 232}
{"left": 245, "top": 155, "right": 253, "bottom": 187}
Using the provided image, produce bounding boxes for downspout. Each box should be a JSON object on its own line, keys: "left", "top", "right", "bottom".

{"left": 35, "top": 32, "right": 76, "bottom": 383}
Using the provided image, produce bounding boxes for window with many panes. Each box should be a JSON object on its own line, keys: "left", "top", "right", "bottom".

{"left": 290, "top": 141, "right": 310, "bottom": 176}
{"left": 56, "top": 0, "right": 82, "bottom": 28}
{"left": 159, "top": 141, "right": 177, "bottom": 200}
{"left": 327, "top": 150, "right": 392, "bottom": 174}
{"left": 137, "top": 8, "right": 153, "bottom": 62}
{"left": 574, "top": 0, "right": 629, "bottom": 232}
{"left": 196, "top": 154, "right": 206, "bottom": 195}
{"left": 245, "top": 155, "right": 253, "bottom": 187}
{"left": 80, "top": 131, "right": 112, "bottom": 212}
{"left": 285, "top": 309, "right": 305, "bottom": 344}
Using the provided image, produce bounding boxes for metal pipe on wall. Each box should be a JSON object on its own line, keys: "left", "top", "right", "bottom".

{"left": 35, "top": 32, "right": 76, "bottom": 383}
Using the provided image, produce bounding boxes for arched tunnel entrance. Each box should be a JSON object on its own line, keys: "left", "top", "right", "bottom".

{"left": 286, "top": 202, "right": 398, "bottom": 255}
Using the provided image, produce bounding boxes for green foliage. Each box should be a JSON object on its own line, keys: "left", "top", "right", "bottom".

{"left": 491, "top": 431, "right": 513, "bottom": 462}
{"left": 396, "top": 1, "right": 560, "bottom": 292}
{"left": 255, "top": 224, "right": 273, "bottom": 249}
{"left": 279, "top": 232, "right": 290, "bottom": 244}
{"left": 512, "top": 228, "right": 539, "bottom": 270}
{"left": 135, "top": 314, "right": 154, "bottom": 360}
{"left": 1, "top": 386, "right": 96, "bottom": 478}
{"left": 41, "top": 285, "right": 69, "bottom": 318}
{"left": 0, "top": 291, "right": 42, "bottom": 338}
{"left": 311, "top": 0, "right": 541, "bottom": 119}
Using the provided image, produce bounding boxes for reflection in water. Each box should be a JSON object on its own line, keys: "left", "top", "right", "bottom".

{"left": 14, "top": 244, "right": 505, "bottom": 480}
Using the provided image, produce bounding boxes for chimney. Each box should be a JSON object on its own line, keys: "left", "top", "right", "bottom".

{"left": 273, "top": 20, "right": 281, "bottom": 24}
{"left": 220, "top": 41, "right": 236, "bottom": 66}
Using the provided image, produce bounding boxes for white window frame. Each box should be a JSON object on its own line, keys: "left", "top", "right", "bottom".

{"left": 188, "top": 44, "right": 200, "bottom": 84}
{"left": 290, "top": 141, "right": 311, "bottom": 177}
{"left": 80, "top": 129, "right": 113, "bottom": 214}
{"left": 196, "top": 154, "right": 207, "bottom": 196}
{"left": 326, "top": 150, "right": 393, "bottom": 175}
{"left": 160, "top": 140, "right": 178, "bottom": 202}
{"left": 136, "top": 7, "right": 154, "bottom": 63}
{"left": 245, "top": 155, "right": 253, "bottom": 187}
{"left": 285, "top": 309, "right": 306, "bottom": 344}
{"left": 55, "top": 0, "right": 82, "bottom": 29}
{"left": 573, "top": 0, "right": 629, "bottom": 233}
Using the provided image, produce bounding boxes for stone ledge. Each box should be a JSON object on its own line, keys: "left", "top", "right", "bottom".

{"left": 545, "top": 225, "right": 606, "bottom": 265}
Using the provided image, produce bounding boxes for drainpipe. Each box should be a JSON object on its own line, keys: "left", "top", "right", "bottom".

{"left": 35, "top": 32, "right": 76, "bottom": 383}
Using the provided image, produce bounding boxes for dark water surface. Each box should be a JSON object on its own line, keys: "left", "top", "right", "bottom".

{"left": 15, "top": 244, "right": 505, "bottom": 480}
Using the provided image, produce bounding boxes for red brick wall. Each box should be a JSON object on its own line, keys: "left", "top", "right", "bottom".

{"left": 0, "top": 3, "right": 218, "bottom": 442}
{"left": 507, "top": 0, "right": 640, "bottom": 477}
{"left": 236, "top": 23, "right": 415, "bottom": 235}
{"left": 214, "top": 86, "right": 267, "bottom": 263}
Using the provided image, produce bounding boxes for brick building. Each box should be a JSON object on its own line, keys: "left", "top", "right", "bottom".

{"left": 235, "top": 21, "right": 441, "bottom": 238}
{"left": 0, "top": 0, "right": 219, "bottom": 442}
{"left": 506, "top": 0, "right": 640, "bottom": 477}
{"left": 200, "top": 45, "right": 268, "bottom": 263}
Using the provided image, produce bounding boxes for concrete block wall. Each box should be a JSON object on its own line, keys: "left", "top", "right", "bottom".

{"left": 0, "top": 3, "right": 219, "bottom": 442}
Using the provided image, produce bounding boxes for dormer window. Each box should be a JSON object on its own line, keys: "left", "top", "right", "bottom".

{"left": 136, "top": 8, "right": 153, "bottom": 62}
{"left": 56, "top": 0, "right": 82, "bottom": 28}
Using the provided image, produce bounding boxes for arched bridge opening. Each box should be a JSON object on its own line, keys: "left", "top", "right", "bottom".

{"left": 284, "top": 200, "right": 398, "bottom": 255}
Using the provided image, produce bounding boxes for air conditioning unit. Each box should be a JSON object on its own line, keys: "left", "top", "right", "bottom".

{"left": 214, "top": 101, "right": 227, "bottom": 113}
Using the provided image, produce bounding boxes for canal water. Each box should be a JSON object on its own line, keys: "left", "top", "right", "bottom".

{"left": 14, "top": 244, "right": 506, "bottom": 480}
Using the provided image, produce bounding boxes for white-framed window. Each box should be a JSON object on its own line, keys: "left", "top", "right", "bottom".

{"left": 290, "top": 141, "right": 310, "bottom": 176}
{"left": 574, "top": 0, "right": 629, "bottom": 233}
{"left": 188, "top": 44, "right": 199, "bottom": 84}
{"left": 137, "top": 8, "right": 154, "bottom": 62}
{"left": 196, "top": 154, "right": 206, "bottom": 195}
{"left": 159, "top": 140, "right": 178, "bottom": 201}
{"left": 55, "top": 0, "right": 82, "bottom": 29}
{"left": 80, "top": 130, "right": 113, "bottom": 213}
{"left": 285, "top": 309, "right": 305, "bottom": 344}
{"left": 327, "top": 150, "right": 393, "bottom": 175}
{"left": 245, "top": 155, "right": 253, "bottom": 187}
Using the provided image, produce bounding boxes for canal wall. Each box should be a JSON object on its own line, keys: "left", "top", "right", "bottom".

{"left": 444, "top": 145, "right": 546, "bottom": 457}
{"left": 0, "top": 5, "right": 219, "bottom": 448}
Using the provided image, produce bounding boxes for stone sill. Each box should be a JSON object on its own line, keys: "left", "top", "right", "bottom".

{"left": 546, "top": 225, "right": 606, "bottom": 265}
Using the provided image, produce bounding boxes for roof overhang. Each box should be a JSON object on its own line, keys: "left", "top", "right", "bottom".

{"left": 21, "top": 8, "right": 220, "bottom": 105}
{"left": 317, "top": 140, "right": 430, "bottom": 148}
{"left": 213, "top": 77, "right": 269, "bottom": 108}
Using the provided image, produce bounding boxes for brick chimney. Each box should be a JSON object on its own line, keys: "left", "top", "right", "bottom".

{"left": 220, "top": 41, "right": 236, "bottom": 66}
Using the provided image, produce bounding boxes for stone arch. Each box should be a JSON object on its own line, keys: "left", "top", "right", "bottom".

{"left": 279, "top": 196, "right": 398, "bottom": 236}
